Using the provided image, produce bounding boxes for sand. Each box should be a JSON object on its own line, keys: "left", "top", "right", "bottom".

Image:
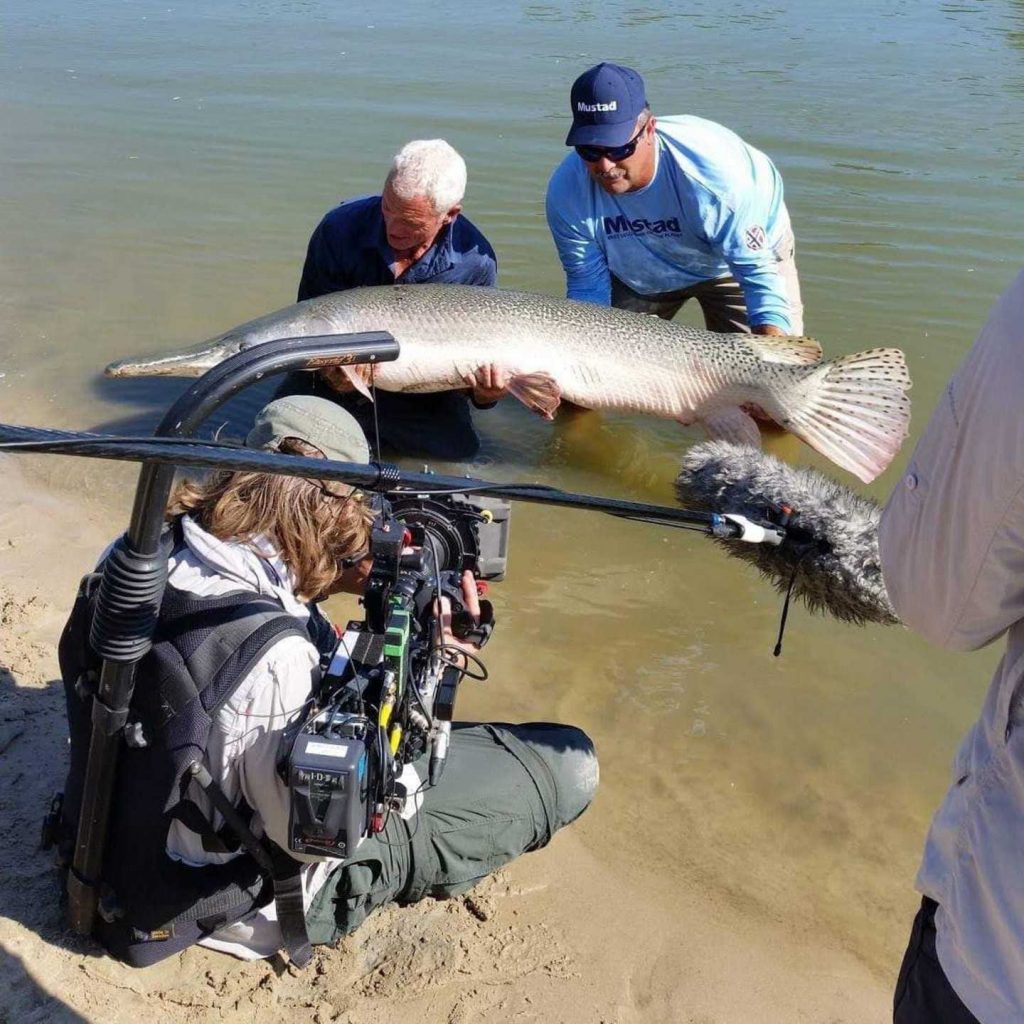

{"left": 0, "top": 452, "right": 895, "bottom": 1024}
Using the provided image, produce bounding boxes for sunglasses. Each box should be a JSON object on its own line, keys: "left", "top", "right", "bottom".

{"left": 574, "top": 123, "right": 647, "bottom": 164}
{"left": 319, "top": 482, "right": 366, "bottom": 504}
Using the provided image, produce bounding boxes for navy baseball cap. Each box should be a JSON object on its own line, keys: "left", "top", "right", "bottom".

{"left": 566, "top": 63, "right": 648, "bottom": 147}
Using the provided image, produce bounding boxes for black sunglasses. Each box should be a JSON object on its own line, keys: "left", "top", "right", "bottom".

{"left": 574, "top": 123, "right": 647, "bottom": 164}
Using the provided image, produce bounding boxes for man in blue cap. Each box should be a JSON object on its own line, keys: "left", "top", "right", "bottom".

{"left": 546, "top": 63, "right": 804, "bottom": 337}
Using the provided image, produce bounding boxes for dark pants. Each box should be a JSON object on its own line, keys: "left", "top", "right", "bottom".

{"left": 304, "top": 722, "right": 597, "bottom": 945}
{"left": 608, "top": 231, "right": 804, "bottom": 335}
{"left": 611, "top": 273, "right": 754, "bottom": 331}
{"left": 893, "top": 898, "right": 980, "bottom": 1024}
{"left": 274, "top": 371, "right": 481, "bottom": 461}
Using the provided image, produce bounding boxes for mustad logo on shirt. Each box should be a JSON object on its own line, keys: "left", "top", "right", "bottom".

{"left": 603, "top": 214, "right": 682, "bottom": 237}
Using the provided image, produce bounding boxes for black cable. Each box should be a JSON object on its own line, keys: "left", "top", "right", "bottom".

{"left": 372, "top": 773, "right": 431, "bottom": 849}
{"left": 606, "top": 513, "right": 715, "bottom": 533}
{"left": 389, "top": 482, "right": 562, "bottom": 497}
{"left": 427, "top": 533, "right": 445, "bottom": 658}
{"left": 406, "top": 667, "right": 434, "bottom": 728}
{"left": 375, "top": 723, "right": 389, "bottom": 805}
{"left": 436, "top": 644, "right": 489, "bottom": 682}
{"left": 772, "top": 546, "right": 815, "bottom": 657}
{"left": 369, "top": 363, "right": 383, "bottom": 468}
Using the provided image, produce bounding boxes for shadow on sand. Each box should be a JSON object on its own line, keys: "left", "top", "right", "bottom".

{"left": 0, "top": 665, "right": 106, "bottom": 1022}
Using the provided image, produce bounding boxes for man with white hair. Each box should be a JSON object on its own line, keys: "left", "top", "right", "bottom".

{"left": 282, "top": 139, "right": 504, "bottom": 460}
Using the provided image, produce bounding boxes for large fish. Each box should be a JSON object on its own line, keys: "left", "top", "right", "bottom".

{"left": 105, "top": 284, "right": 911, "bottom": 483}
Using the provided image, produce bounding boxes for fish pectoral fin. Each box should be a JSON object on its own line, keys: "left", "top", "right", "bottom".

{"left": 698, "top": 407, "right": 763, "bottom": 448}
{"left": 333, "top": 364, "right": 374, "bottom": 401}
{"left": 743, "top": 334, "right": 823, "bottom": 365}
{"left": 507, "top": 372, "right": 562, "bottom": 420}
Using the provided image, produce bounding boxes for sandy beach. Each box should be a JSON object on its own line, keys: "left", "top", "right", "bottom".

{"left": 0, "top": 452, "right": 899, "bottom": 1023}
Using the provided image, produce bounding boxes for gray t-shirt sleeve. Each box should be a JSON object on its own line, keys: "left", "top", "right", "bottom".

{"left": 879, "top": 270, "right": 1024, "bottom": 650}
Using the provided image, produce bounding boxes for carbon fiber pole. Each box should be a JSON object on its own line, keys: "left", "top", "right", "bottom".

{"left": 0, "top": 425, "right": 724, "bottom": 531}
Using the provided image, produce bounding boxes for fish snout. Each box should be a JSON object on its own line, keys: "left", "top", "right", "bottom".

{"left": 102, "top": 337, "right": 240, "bottom": 378}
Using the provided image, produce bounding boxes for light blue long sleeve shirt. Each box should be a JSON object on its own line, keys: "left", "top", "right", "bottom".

{"left": 545, "top": 115, "right": 794, "bottom": 330}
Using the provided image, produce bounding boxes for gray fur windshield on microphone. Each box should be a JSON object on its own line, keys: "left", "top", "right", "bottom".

{"left": 675, "top": 441, "right": 899, "bottom": 627}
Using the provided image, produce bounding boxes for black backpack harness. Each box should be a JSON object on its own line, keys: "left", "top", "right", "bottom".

{"left": 51, "top": 535, "right": 337, "bottom": 967}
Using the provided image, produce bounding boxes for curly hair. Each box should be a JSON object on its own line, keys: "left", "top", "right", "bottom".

{"left": 167, "top": 439, "right": 373, "bottom": 601}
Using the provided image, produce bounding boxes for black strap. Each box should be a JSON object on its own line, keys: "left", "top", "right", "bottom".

{"left": 169, "top": 800, "right": 240, "bottom": 855}
{"left": 185, "top": 762, "right": 273, "bottom": 874}
{"left": 186, "top": 761, "right": 313, "bottom": 967}
{"left": 131, "top": 581, "right": 311, "bottom": 732}
{"left": 269, "top": 845, "right": 313, "bottom": 968}
{"left": 192, "top": 601, "right": 309, "bottom": 716}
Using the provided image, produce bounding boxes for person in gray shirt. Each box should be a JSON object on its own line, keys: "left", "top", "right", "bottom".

{"left": 880, "top": 270, "right": 1024, "bottom": 1023}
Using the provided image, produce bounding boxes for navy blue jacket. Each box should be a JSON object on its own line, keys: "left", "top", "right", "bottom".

{"left": 297, "top": 194, "right": 497, "bottom": 301}
{"left": 283, "top": 195, "right": 498, "bottom": 460}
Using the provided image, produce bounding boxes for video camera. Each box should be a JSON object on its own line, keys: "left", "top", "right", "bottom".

{"left": 286, "top": 490, "right": 511, "bottom": 858}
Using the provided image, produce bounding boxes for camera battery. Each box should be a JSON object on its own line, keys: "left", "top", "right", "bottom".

{"left": 287, "top": 714, "right": 370, "bottom": 858}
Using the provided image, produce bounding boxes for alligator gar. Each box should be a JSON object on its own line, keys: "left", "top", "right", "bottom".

{"left": 104, "top": 284, "right": 912, "bottom": 482}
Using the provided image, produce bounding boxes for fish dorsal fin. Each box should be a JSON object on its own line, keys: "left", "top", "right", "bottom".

{"left": 743, "top": 334, "right": 823, "bottom": 365}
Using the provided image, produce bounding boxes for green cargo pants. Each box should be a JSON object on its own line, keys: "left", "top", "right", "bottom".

{"left": 304, "top": 722, "right": 597, "bottom": 945}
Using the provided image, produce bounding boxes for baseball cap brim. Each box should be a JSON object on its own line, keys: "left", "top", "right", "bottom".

{"left": 565, "top": 118, "right": 641, "bottom": 148}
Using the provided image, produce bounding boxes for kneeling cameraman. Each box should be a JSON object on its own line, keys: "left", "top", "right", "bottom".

{"left": 57, "top": 395, "right": 597, "bottom": 965}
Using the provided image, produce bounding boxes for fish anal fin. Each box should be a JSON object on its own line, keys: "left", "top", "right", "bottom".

{"left": 508, "top": 372, "right": 562, "bottom": 420}
{"left": 744, "top": 334, "right": 823, "bottom": 365}
{"left": 699, "top": 407, "right": 763, "bottom": 447}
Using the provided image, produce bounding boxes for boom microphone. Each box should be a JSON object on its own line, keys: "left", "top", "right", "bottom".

{"left": 675, "top": 441, "right": 898, "bottom": 627}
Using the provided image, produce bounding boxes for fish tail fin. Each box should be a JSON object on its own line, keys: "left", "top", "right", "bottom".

{"left": 508, "top": 372, "right": 562, "bottom": 420}
{"left": 769, "top": 347, "right": 912, "bottom": 483}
